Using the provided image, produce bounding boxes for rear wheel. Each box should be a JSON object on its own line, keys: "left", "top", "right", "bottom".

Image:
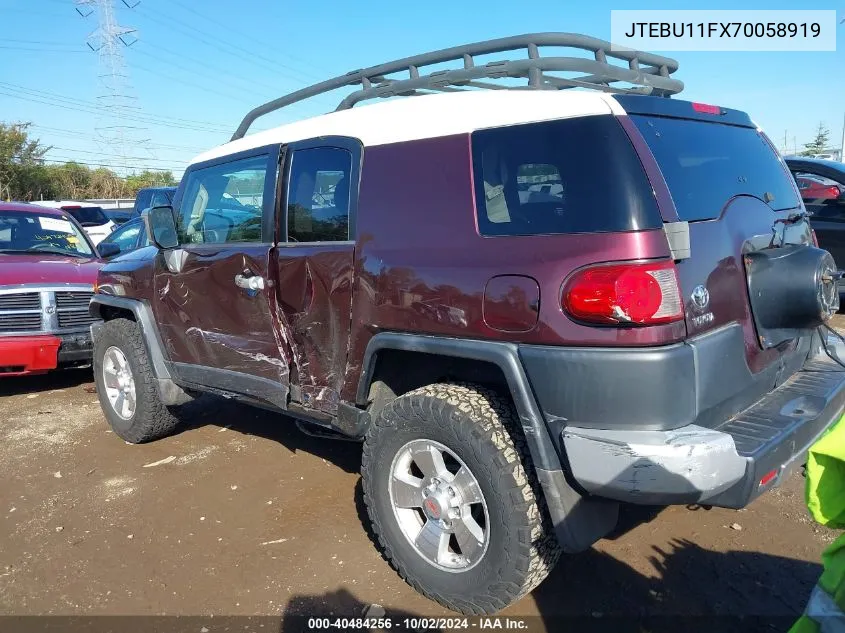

{"left": 361, "top": 383, "right": 561, "bottom": 614}
{"left": 93, "top": 318, "right": 181, "bottom": 443}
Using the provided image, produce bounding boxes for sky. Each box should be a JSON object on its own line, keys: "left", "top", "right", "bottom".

{"left": 1, "top": 0, "right": 843, "bottom": 180}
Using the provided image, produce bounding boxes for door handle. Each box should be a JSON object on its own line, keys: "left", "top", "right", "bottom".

{"left": 234, "top": 273, "right": 265, "bottom": 291}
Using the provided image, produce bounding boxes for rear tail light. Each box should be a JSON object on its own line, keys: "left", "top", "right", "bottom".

{"left": 692, "top": 102, "right": 722, "bottom": 115}
{"left": 563, "top": 260, "right": 684, "bottom": 326}
{"left": 827, "top": 186, "right": 841, "bottom": 198}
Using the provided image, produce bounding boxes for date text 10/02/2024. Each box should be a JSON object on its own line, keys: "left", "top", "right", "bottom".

{"left": 306, "top": 616, "right": 530, "bottom": 629}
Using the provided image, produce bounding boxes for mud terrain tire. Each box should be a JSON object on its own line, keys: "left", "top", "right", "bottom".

{"left": 93, "top": 318, "right": 181, "bottom": 443}
{"left": 361, "top": 383, "right": 561, "bottom": 614}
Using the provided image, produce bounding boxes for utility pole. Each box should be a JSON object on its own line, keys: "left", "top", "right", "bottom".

{"left": 783, "top": 130, "right": 788, "bottom": 154}
{"left": 75, "top": 0, "right": 149, "bottom": 174}
{"left": 840, "top": 111, "right": 844, "bottom": 162}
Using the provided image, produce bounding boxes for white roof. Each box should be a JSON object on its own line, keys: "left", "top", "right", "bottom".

{"left": 191, "top": 90, "right": 626, "bottom": 165}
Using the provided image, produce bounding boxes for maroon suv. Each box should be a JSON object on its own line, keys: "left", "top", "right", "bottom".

{"left": 89, "top": 34, "right": 845, "bottom": 614}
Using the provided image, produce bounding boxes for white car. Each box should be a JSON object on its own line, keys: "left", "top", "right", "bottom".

{"left": 30, "top": 201, "right": 116, "bottom": 245}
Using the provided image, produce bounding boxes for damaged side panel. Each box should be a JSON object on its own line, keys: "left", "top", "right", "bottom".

{"left": 273, "top": 243, "right": 355, "bottom": 413}
{"left": 153, "top": 245, "right": 290, "bottom": 401}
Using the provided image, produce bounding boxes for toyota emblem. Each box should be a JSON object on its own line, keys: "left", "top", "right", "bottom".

{"left": 691, "top": 285, "right": 710, "bottom": 311}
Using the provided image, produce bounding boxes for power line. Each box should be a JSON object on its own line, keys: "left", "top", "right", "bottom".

{"left": 0, "top": 82, "right": 232, "bottom": 133}
{"left": 30, "top": 125, "right": 208, "bottom": 151}
{"left": 132, "top": 3, "right": 339, "bottom": 111}
{"left": 0, "top": 38, "right": 82, "bottom": 47}
{"left": 128, "top": 42, "right": 279, "bottom": 103}
{"left": 165, "top": 0, "right": 333, "bottom": 81}
{"left": 16, "top": 155, "right": 182, "bottom": 171}
{"left": 0, "top": 88, "right": 228, "bottom": 135}
{"left": 0, "top": 45, "right": 89, "bottom": 53}
{"left": 46, "top": 146, "right": 189, "bottom": 163}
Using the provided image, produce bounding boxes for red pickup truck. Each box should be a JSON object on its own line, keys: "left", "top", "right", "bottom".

{"left": 0, "top": 201, "right": 111, "bottom": 377}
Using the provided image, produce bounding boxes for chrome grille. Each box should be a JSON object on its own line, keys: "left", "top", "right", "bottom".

{"left": 0, "top": 293, "right": 40, "bottom": 310}
{"left": 0, "top": 312, "right": 42, "bottom": 333}
{"left": 55, "top": 291, "right": 93, "bottom": 311}
{"left": 0, "top": 287, "right": 95, "bottom": 334}
{"left": 56, "top": 291, "right": 95, "bottom": 330}
{"left": 58, "top": 311, "right": 97, "bottom": 329}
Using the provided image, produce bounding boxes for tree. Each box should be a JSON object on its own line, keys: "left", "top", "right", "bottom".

{"left": 800, "top": 122, "right": 831, "bottom": 157}
{"left": 124, "top": 169, "right": 177, "bottom": 194}
{"left": 0, "top": 122, "right": 51, "bottom": 200}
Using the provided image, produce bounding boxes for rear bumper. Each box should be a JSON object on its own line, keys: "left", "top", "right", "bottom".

{"left": 0, "top": 335, "right": 62, "bottom": 376}
{"left": 550, "top": 334, "right": 845, "bottom": 508}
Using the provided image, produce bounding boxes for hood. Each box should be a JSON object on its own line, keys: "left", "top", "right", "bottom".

{"left": 0, "top": 254, "right": 101, "bottom": 287}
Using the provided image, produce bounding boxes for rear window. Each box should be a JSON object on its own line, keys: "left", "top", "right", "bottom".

{"left": 631, "top": 116, "right": 800, "bottom": 221}
{"left": 62, "top": 206, "right": 108, "bottom": 226}
{"left": 471, "top": 115, "right": 662, "bottom": 236}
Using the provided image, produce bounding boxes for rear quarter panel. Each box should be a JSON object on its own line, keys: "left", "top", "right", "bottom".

{"left": 342, "top": 133, "right": 682, "bottom": 400}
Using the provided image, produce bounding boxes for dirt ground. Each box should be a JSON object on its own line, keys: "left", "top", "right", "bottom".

{"left": 2, "top": 320, "right": 844, "bottom": 632}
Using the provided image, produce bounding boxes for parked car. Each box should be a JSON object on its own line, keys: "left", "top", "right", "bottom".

{"left": 89, "top": 34, "right": 845, "bottom": 614}
{"left": 96, "top": 217, "right": 150, "bottom": 259}
{"left": 104, "top": 208, "right": 135, "bottom": 225}
{"left": 0, "top": 201, "right": 109, "bottom": 376}
{"left": 132, "top": 186, "right": 176, "bottom": 219}
{"left": 785, "top": 157, "right": 845, "bottom": 268}
{"left": 30, "top": 201, "right": 116, "bottom": 245}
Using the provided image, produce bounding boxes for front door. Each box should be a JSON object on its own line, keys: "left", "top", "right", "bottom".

{"left": 152, "top": 146, "right": 290, "bottom": 408}
{"left": 274, "top": 138, "right": 361, "bottom": 414}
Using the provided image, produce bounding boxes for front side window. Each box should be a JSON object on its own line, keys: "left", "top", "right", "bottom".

{"left": 0, "top": 211, "right": 94, "bottom": 257}
{"left": 287, "top": 147, "right": 352, "bottom": 242}
{"left": 177, "top": 155, "right": 268, "bottom": 244}
{"left": 105, "top": 221, "right": 142, "bottom": 252}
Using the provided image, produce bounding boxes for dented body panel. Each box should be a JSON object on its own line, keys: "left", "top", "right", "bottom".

{"left": 273, "top": 243, "right": 354, "bottom": 412}
{"left": 153, "top": 244, "right": 289, "bottom": 388}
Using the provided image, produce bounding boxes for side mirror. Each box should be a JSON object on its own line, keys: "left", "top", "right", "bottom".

{"left": 97, "top": 242, "right": 121, "bottom": 259}
{"left": 144, "top": 205, "right": 179, "bottom": 250}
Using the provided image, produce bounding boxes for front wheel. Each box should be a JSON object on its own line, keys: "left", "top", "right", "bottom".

{"left": 361, "top": 383, "right": 561, "bottom": 615}
{"left": 93, "top": 318, "right": 181, "bottom": 443}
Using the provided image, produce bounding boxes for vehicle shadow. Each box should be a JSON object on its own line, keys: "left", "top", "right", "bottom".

{"left": 0, "top": 365, "right": 94, "bottom": 397}
{"left": 175, "top": 394, "right": 363, "bottom": 474}
{"left": 272, "top": 542, "right": 819, "bottom": 633}
{"left": 532, "top": 537, "right": 819, "bottom": 632}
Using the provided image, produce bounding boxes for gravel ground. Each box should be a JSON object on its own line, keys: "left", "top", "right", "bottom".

{"left": 1, "top": 321, "right": 843, "bottom": 632}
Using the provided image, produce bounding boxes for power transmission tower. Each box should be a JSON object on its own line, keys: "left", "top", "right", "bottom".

{"left": 75, "top": 0, "right": 150, "bottom": 174}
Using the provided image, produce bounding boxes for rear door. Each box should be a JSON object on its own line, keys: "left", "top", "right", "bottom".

{"left": 152, "top": 146, "right": 290, "bottom": 408}
{"left": 622, "top": 99, "right": 808, "bottom": 374}
{"left": 273, "top": 137, "right": 361, "bottom": 414}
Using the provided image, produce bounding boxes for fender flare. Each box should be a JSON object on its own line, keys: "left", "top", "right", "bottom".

{"left": 355, "top": 332, "right": 619, "bottom": 552}
{"left": 89, "top": 295, "right": 192, "bottom": 405}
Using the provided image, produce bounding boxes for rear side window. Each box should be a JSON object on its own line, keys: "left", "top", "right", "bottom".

{"left": 631, "top": 116, "right": 800, "bottom": 221}
{"left": 287, "top": 147, "right": 352, "bottom": 242}
{"left": 63, "top": 206, "right": 108, "bottom": 226}
{"left": 151, "top": 190, "right": 172, "bottom": 207}
{"left": 471, "top": 115, "right": 662, "bottom": 236}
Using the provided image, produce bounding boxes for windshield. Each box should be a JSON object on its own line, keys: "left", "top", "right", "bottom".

{"left": 62, "top": 206, "right": 109, "bottom": 227}
{"left": 0, "top": 211, "right": 94, "bottom": 257}
{"left": 631, "top": 116, "right": 801, "bottom": 221}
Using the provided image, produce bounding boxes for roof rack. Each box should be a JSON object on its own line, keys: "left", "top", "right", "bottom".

{"left": 231, "top": 32, "right": 683, "bottom": 141}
